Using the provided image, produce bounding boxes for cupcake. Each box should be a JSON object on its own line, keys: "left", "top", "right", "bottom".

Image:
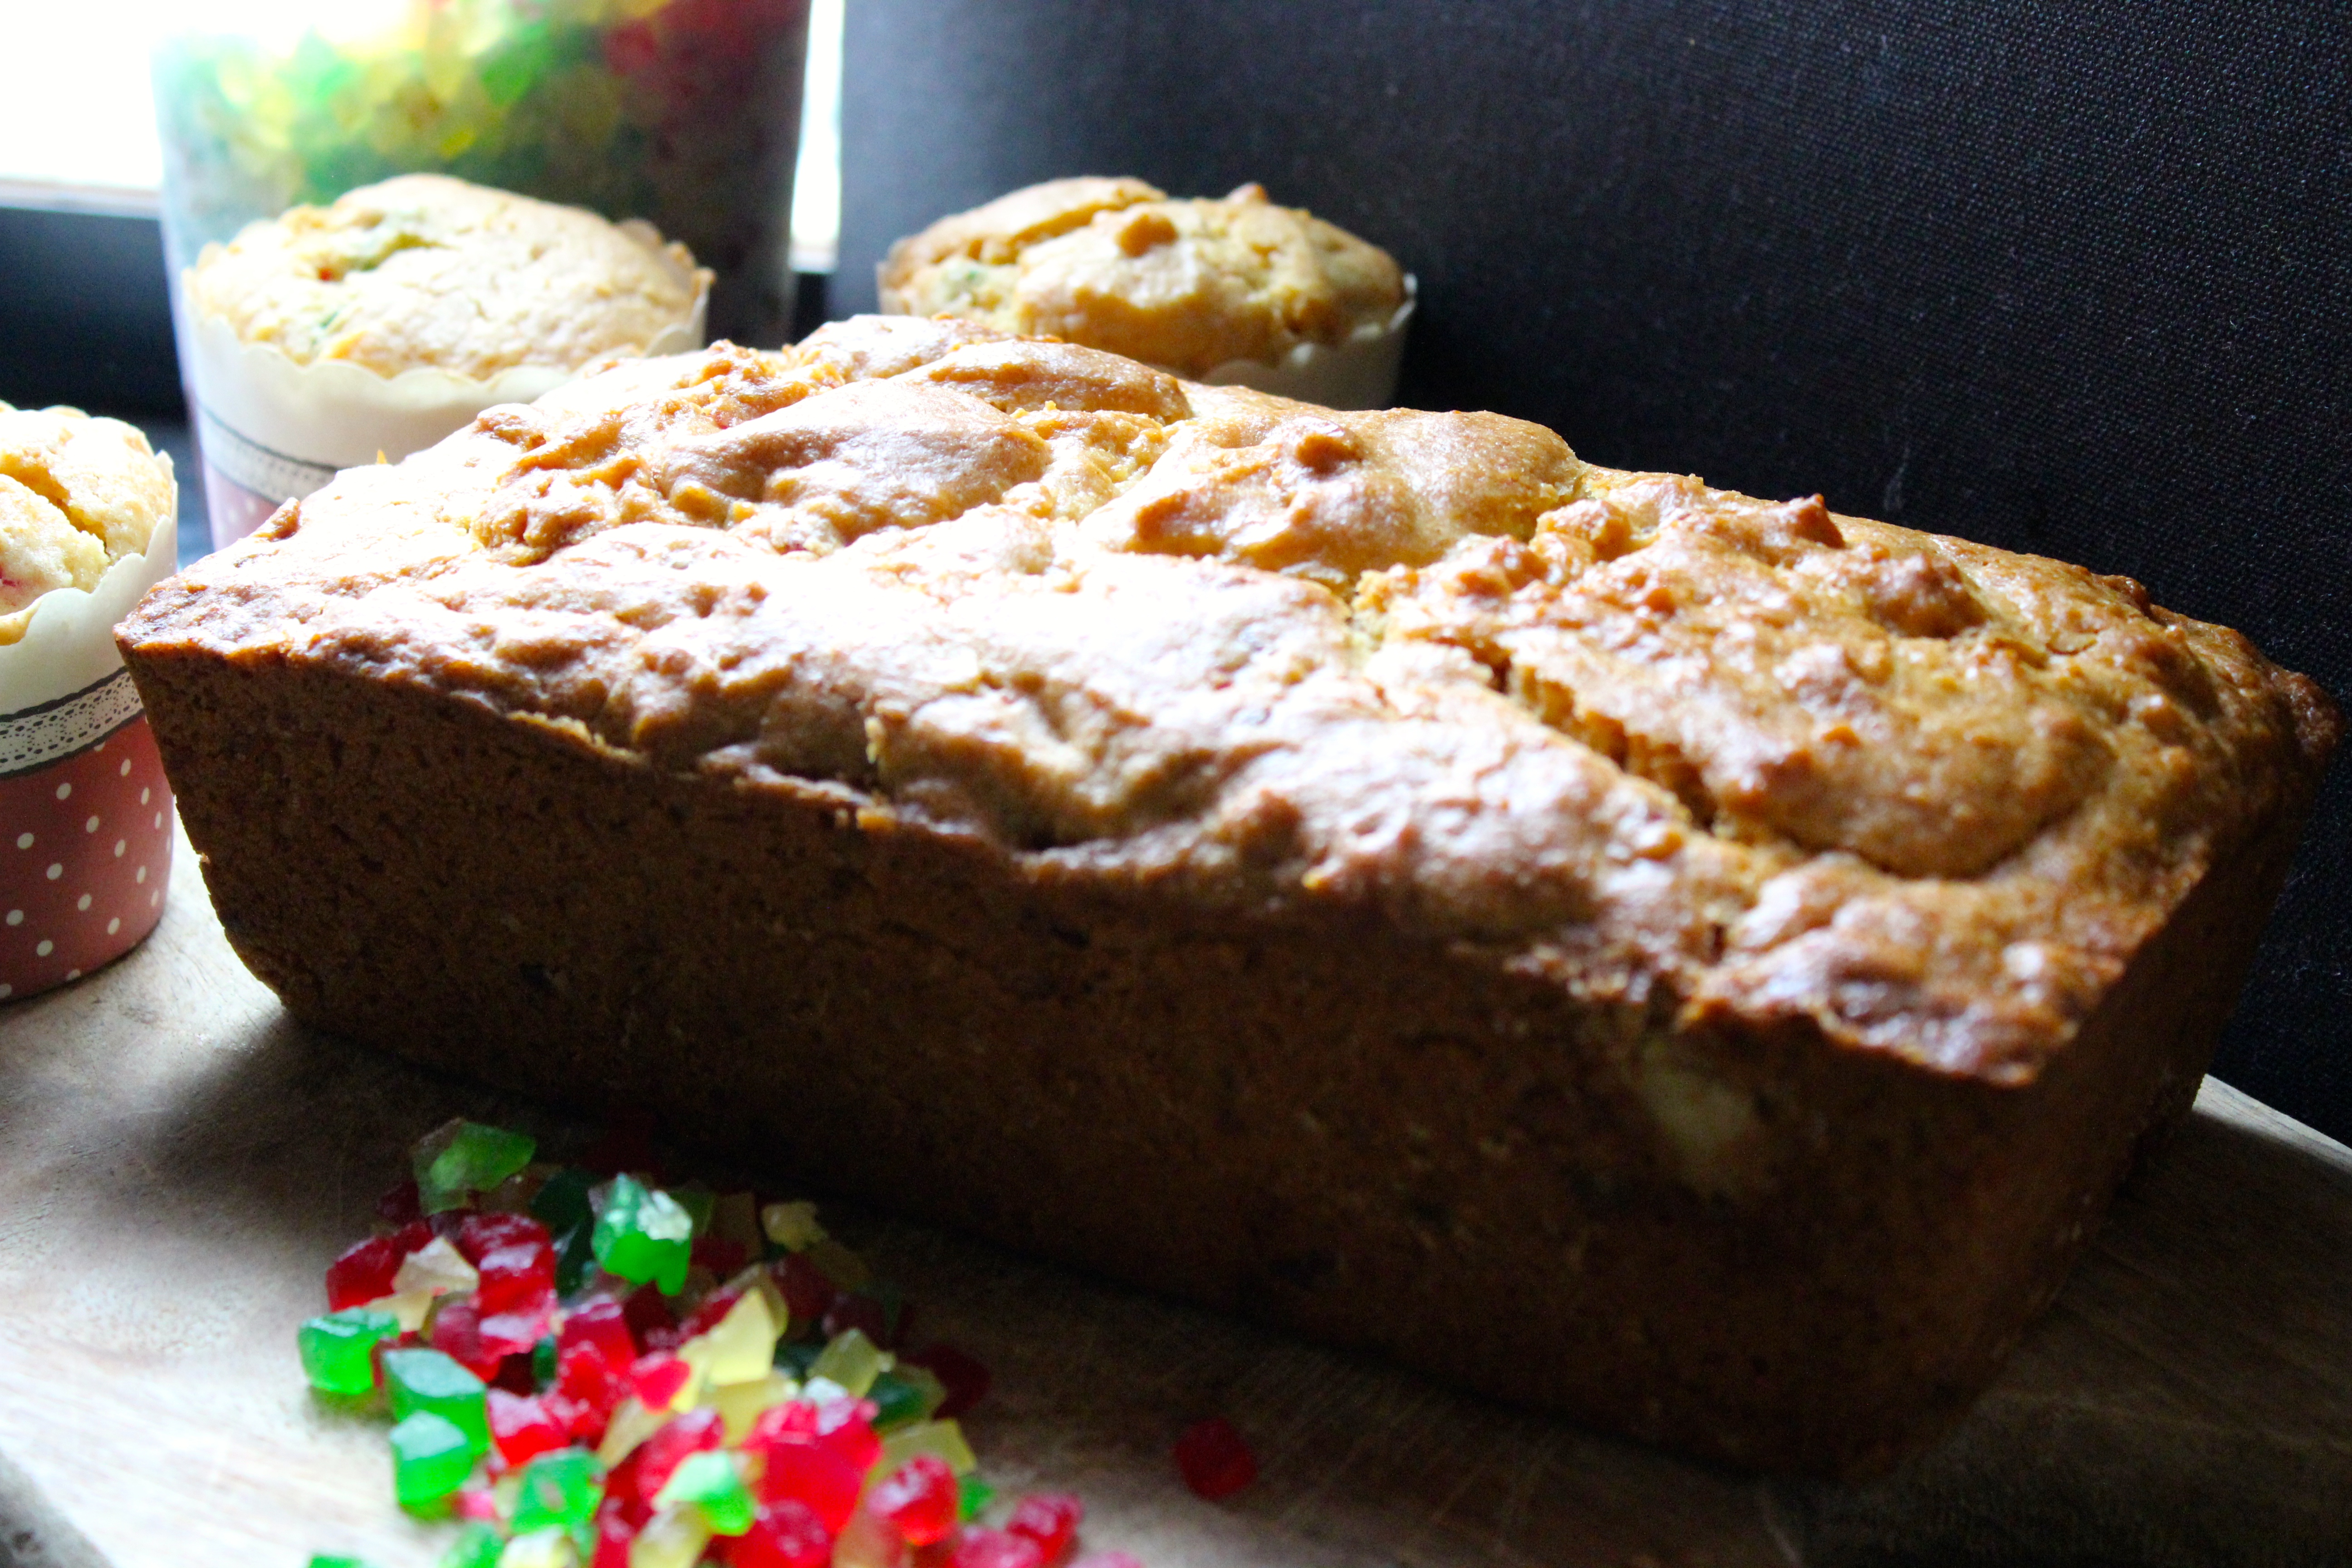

{"left": 0, "top": 406, "right": 180, "bottom": 1001}
{"left": 181, "top": 173, "right": 711, "bottom": 548}
{"left": 878, "top": 177, "right": 1413, "bottom": 408}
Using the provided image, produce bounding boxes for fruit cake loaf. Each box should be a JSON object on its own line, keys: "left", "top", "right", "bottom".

{"left": 118, "top": 317, "right": 2338, "bottom": 1477}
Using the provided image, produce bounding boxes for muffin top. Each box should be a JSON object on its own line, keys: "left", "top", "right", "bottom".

{"left": 187, "top": 174, "right": 710, "bottom": 381}
{"left": 879, "top": 177, "right": 1406, "bottom": 379}
{"left": 0, "top": 405, "right": 173, "bottom": 642}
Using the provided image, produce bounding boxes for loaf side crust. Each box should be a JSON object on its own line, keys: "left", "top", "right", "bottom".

{"left": 119, "top": 321, "right": 2340, "bottom": 1474}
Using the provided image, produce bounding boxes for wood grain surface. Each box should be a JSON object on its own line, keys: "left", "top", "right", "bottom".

{"left": 0, "top": 833, "right": 2344, "bottom": 1568}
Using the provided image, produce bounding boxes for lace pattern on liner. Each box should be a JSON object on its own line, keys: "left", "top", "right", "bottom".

{"left": 197, "top": 407, "right": 337, "bottom": 505}
{"left": 0, "top": 669, "right": 145, "bottom": 778}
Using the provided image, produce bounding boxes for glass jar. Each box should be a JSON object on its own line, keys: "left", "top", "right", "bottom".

{"left": 154, "top": 0, "right": 809, "bottom": 342}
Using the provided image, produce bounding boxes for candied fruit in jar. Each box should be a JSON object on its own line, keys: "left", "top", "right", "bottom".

{"left": 1172, "top": 1418, "right": 1255, "bottom": 1500}
{"left": 870, "top": 1455, "right": 960, "bottom": 1547}
{"left": 1007, "top": 1493, "right": 1084, "bottom": 1564}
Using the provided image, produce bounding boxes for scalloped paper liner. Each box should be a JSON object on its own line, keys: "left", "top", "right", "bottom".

{"left": 0, "top": 468, "right": 181, "bottom": 718}
{"left": 184, "top": 269, "right": 709, "bottom": 545}
{"left": 1196, "top": 274, "right": 1416, "bottom": 410}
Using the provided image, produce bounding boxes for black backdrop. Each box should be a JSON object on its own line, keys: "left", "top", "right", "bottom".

{"left": 838, "top": 0, "right": 2352, "bottom": 1140}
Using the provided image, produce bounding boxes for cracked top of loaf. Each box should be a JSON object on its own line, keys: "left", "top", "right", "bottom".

{"left": 122, "top": 318, "right": 2337, "bottom": 1083}
{"left": 187, "top": 174, "right": 710, "bottom": 379}
{"left": 878, "top": 177, "right": 1406, "bottom": 378}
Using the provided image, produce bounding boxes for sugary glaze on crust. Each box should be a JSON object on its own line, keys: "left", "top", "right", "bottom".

{"left": 878, "top": 177, "right": 1407, "bottom": 378}
{"left": 126, "top": 318, "right": 2337, "bottom": 1083}
{"left": 0, "top": 404, "right": 174, "bottom": 643}
{"left": 187, "top": 174, "right": 710, "bottom": 380}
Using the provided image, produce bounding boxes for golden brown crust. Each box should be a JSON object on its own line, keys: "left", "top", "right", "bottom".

{"left": 878, "top": 178, "right": 1407, "bottom": 378}
{"left": 122, "top": 322, "right": 2337, "bottom": 1088}
{"left": 186, "top": 174, "right": 710, "bottom": 379}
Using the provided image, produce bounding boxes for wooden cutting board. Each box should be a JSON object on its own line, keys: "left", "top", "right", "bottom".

{"left": 0, "top": 831, "right": 2346, "bottom": 1568}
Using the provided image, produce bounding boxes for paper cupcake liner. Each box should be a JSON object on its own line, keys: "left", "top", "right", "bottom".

{"left": 1198, "top": 275, "right": 1416, "bottom": 410}
{"left": 0, "top": 482, "right": 183, "bottom": 1002}
{"left": 185, "top": 270, "right": 709, "bottom": 550}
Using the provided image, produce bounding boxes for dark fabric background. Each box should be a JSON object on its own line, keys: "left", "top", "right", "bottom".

{"left": 839, "top": 0, "right": 2351, "bottom": 1139}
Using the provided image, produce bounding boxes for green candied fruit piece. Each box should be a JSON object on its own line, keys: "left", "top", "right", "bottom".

{"left": 591, "top": 1174, "right": 692, "bottom": 1296}
{"left": 531, "top": 1167, "right": 600, "bottom": 1295}
{"left": 867, "top": 1364, "right": 945, "bottom": 1431}
{"left": 382, "top": 1348, "right": 490, "bottom": 1455}
{"left": 439, "top": 1522, "right": 503, "bottom": 1568}
{"left": 309, "top": 1557, "right": 386, "bottom": 1568}
{"left": 415, "top": 1120, "right": 538, "bottom": 1213}
{"left": 299, "top": 1307, "right": 400, "bottom": 1397}
{"left": 389, "top": 1410, "right": 475, "bottom": 1510}
{"left": 808, "top": 1328, "right": 886, "bottom": 1397}
{"left": 511, "top": 1447, "right": 604, "bottom": 1534}
{"left": 654, "top": 1449, "right": 754, "bottom": 1536}
{"left": 958, "top": 1472, "right": 994, "bottom": 1524}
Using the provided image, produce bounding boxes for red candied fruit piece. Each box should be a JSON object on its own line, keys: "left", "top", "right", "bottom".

{"left": 1173, "top": 1418, "right": 1256, "bottom": 1500}
{"left": 1006, "top": 1493, "right": 1084, "bottom": 1564}
{"left": 456, "top": 1211, "right": 551, "bottom": 1264}
{"left": 678, "top": 1285, "right": 745, "bottom": 1341}
{"left": 624, "top": 1284, "right": 681, "bottom": 1352}
{"left": 691, "top": 1234, "right": 750, "bottom": 1278}
{"left": 868, "top": 1455, "right": 959, "bottom": 1548}
{"left": 749, "top": 1396, "right": 882, "bottom": 1474}
{"left": 603, "top": 1447, "right": 652, "bottom": 1529}
{"left": 562, "top": 1300, "right": 639, "bottom": 1366}
{"left": 432, "top": 1298, "right": 529, "bottom": 1382}
{"left": 724, "top": 1499, "right": 833, "bottom": 1568}
{"left": 591, "top": 1497, "right": 637, "bottom": 1568}
{"left": 744, "top": 1435, "right": 865, "bottom": 1534}
{"left": 557, "top": 1339, "right": 631, "bottom": 1439}
{"left": 488, "top": 1388, "right": 571, "bottom": 1467}
{"left": 377, "top": 1178, "right": 423, "bottom": 1226}
{"left": 822, "top": 1293, "right": 889, "bottom": 1346}
{"left": 632, "top": 1407, "right": 725, "bottom": 1506}
{"left": 630, "top": 1352, "right": 693, "bottom": 1411}
{"left": 900, "top": 1345, "right": 991, "bottom": 1419}
{"left": 770, "top": 1253, "right": 837, "bottom": 1328}
{"left": 948, "top": 1528, "right": 1046, "bottom": 1568}
{"left": 478, "top": 1243, "right": 558, "bottom": 1317}
{"left": 324, "top": 1221, "right": 432, "bottom": 1310}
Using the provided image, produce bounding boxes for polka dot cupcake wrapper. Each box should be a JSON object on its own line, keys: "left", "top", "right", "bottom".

{"left": 0, "top": 707, "right": 173, "bottom": 1002}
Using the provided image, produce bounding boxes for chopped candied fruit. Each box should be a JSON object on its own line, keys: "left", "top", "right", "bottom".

{"left": 900, "top": 1344, "right": 991, "bottom": 1419}
{"left": 870, "top": 1455, "right": 960, "bottom": 1547}
{"left": 631, "top": 1407, "right": 724, "bottom": 1507}
{"left": 299, "top": 1308, "right": 400, "bottom": 1397}
{"left": 1007, "top": 1493, "right": 1084, "bottom": 1564}
{"left": 1172, "top": 1418, "right": 1255, "bottom": 1500}
{"left": 948, "top": 1527, "right": 1047, "bottom": 1568}
{"left": 488, "top": 1389, "right": 571, "bottom": 1467}
{"left": 724, "top": 1499, "right": 832, "bottom": 1568}
{"left": 326, "top": 1223, "right": 432, "bottom": 1310}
